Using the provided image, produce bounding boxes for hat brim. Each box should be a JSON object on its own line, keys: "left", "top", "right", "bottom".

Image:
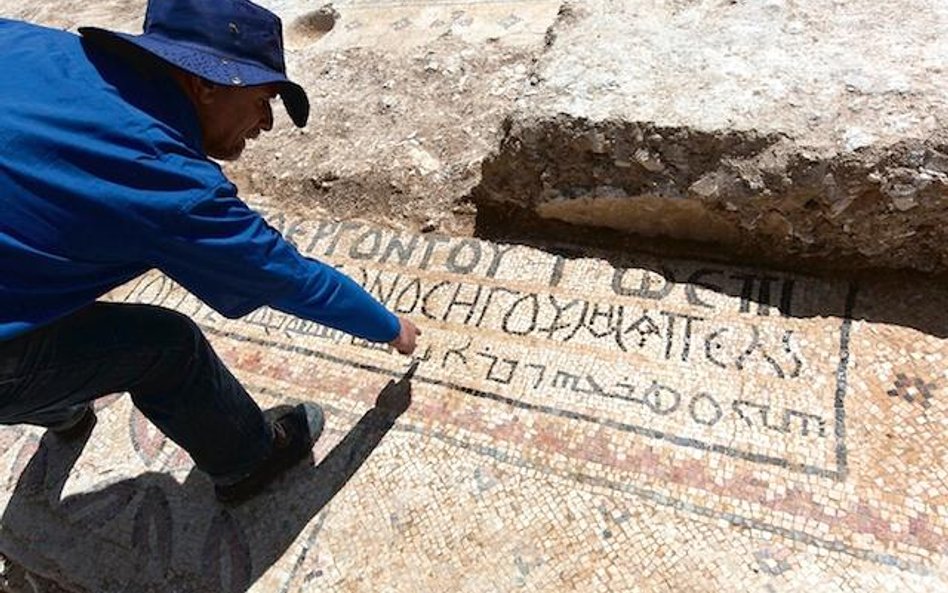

{"left": 79, "top": 27, "right": 309, "bottom": 127}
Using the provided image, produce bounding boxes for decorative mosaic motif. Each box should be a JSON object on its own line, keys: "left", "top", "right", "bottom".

{"left": 887, "top": 373, "right": 935, "bottom": 409}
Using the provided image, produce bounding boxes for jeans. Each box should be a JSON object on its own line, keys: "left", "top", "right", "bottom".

{"left": 0, "top": 302, "right": 273, "bottom": 484}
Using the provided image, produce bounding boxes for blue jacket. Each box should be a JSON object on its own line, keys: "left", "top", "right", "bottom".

{"left": 0, "top": 19, "right": 400, "bottom": 342}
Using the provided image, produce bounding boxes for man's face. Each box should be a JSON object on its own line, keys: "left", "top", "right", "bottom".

{"left": 193, "top": 83, "right": 281, "bottom": 161}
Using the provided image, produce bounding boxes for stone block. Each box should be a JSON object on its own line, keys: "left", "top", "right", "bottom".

{"left": 473, "top": 1, "right": 948, "bottom": 273}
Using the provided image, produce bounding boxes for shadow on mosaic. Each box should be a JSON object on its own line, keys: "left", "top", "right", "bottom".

{"left": 2, "top": 375, "right": 413, "bottom": 592}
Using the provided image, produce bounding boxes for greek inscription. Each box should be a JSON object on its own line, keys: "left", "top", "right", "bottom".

{"left": 549, "top": 255, "right": 566, "bottom": 287}
{"left": 291, "top": 221, "right": 806, "bottom": 327}
{"left": 350, "top": 229, "right": 383, "bottom": 260}
{"left": 445, "top": 239, "right": 482, "bottom": 274}
{"left": 325, "top": 270, "right": 809, "bottom": 379}
{"left": 733, "top": 274, "right": 796, "bottom": 317}
{"left": 735, "top": 274, "right": 756, "bottom": 314}
{"left": 302, "top": 220, "right": 521, "bottom": 278}
{"left": 684, "top": 269, "right": 722, "bottom": 309}
{"left": 688, "top": 392, "right": 724, "bottom": 426}
{"left": 485, "top": 243, "right": 515, "bottom": 278}
{"left": 658, "top": 310, "right": 703, "bottom": 361}
{"left": 536, "top": 295, "right": 586, "bottom": 340}
{"left": 109, "top": 216, "right": 847, "bottom": 477}
{"left": 444, "top": 283, "right": 484, "bottom": 325}
{"left": 735, "top": 326, "right": 802, "bottom": 379}
{"left": 393, "top": 277, "right": 422, "bottom": 313}
{"left": 380, "top": 234, "right": 420, "bottom": 266}
{"left": 473, "top": 286, "right": 521, "bottom": 327}
{"left": 502, "top": 293, "right": 540, "bottom": 336}
{"left": 641, "top": 382, "right": 682, "bottom": 415}
{"left": 613, "top": 267, "right": 797, "bottom": 317}
{"left": 324, "top": 221, "right": 364, "bottom": 257}
{"left": 419, "top": 235, "right": 451, "bottom": 270}
{"left": 421, "top": 281, "right": 452, "bottom": 320}
{"left": 622, "top": 312, "right": 663, "bottom": 350}
{"left": 705, "top": 326, "right": 803, "bottom": 378}
{"left": 585, "top": 302, "right": 622, "bottom": 339}
{"left": 612, "top": 267, "right": 674, "bottom": 300}
{"left": 732, "top": 401, "right": 826, "bottom": 438}
{"left": 305, "top": 220, "right": 340, "bottom": 254}
{"left": 125, "top": 268, "right": 809, "bottom": 384}
{"left": 550, "top": 299, "right": 589, "bottom": 343}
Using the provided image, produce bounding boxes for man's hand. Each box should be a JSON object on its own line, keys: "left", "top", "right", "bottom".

{"left": 389, "top": 316, "right": 421, "bottom": 355}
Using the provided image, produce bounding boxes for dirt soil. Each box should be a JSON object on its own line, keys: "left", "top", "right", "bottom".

{"left": 225, "top": 33, "right": 538, "bottom": 239}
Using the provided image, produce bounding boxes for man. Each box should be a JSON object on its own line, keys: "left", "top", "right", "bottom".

{"left": 0, "top": 0, "right": 420, "bottom": 503}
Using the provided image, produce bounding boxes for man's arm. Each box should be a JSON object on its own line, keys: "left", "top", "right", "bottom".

{"left": 148, "top": 185, "right": 418, "bottom": 352}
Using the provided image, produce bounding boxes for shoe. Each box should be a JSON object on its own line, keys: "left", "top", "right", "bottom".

{"left": 49, "top": 405, "right": 96, "bottom": 440}
{"left": 214, "top": 403, "right": 324, "bottom": 504}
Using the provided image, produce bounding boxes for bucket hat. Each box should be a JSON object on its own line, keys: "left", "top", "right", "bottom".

{"left": 79, "top": 0, "right": 309, "bottom": 127}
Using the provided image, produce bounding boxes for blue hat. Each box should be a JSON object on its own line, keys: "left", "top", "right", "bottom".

{"left": 79, "top": 0, "right": 309, "bottom": 127}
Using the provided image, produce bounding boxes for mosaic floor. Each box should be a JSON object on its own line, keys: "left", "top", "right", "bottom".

{"left": 0, "top": 199, "right": 945, "bottom": 592}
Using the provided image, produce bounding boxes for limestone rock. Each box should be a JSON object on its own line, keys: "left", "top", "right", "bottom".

{"left": 472, "top": 0, "right": 948, "bottom": 273}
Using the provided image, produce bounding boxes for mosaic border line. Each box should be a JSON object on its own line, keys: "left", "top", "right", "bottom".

{"left": 257, "top": 386, "right": 928, "bottom": 576}
{"left": 832, "top": 283, "right": 858, "bottom": 480}
{"left": 206, "top": 282, "right": 855, "bottom": 479}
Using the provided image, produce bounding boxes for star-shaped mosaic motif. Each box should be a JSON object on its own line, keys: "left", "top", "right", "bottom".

{"left": 887, "top": 373, "right": 935, "bottom": 409}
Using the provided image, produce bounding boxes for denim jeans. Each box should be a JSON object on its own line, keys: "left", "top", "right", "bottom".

{"left": 0, "top": 302, "right": 272, "bottom": 484}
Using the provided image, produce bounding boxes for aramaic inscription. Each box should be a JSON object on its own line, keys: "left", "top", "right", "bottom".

{"left": 111, "top": 213, "right": 854, "bottom": 478}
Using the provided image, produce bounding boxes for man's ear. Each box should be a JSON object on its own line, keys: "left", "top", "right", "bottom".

{"left": 193, "top": 77, "right": 218, "bottom": 105}
{"left": 176, "top": 73, "right": 217, "bottom": 105}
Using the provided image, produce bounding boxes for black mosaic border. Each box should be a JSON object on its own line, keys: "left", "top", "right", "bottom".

{"left": 205, "top": 282, "right": 855, "bottom": 479}
{"left": 254, "top": 384, "right": 927, "bottom": 576}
